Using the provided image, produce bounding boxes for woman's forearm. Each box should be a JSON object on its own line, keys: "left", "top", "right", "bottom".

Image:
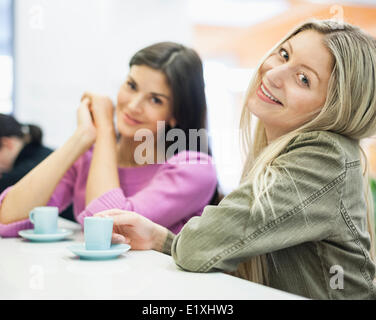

{"left": 85, "top": 127, "right": 120, "bottom": 206}
{"left": 0, "top": 129, "right": 93, "bottom": 224}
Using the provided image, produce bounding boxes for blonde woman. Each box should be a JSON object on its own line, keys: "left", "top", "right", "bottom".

{"left": 95, "top": 20, "right": 376, "bottom": 299}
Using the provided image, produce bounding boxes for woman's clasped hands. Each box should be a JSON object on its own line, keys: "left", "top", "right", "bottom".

{"left": 80, "top": 92, "right": 115, "bottom": 131}
{"left": 75, "top": 92, "right": 116, "bottom": 152}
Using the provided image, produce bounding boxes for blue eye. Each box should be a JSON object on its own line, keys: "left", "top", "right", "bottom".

{"left": 298, "top": 73, "right": 310, "bottom": 87}
{"left": 279, "top": 48, "right": 289, "bottom": 61}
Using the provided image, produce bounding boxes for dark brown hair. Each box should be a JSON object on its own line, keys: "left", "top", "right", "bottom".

{"left": 0, "top": 114, "right": 43, "bottom": 147}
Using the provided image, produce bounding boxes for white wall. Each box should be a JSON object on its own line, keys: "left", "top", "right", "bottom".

{"left": 14, "top": 0, "right": 192, "bottom": 148}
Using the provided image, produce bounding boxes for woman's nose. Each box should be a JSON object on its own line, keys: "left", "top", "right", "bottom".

{"left": 264, "top": 65, "right": 286, "bottom": 89}
{"left": 128, "top": 95, "right": 143, "bottom": 112}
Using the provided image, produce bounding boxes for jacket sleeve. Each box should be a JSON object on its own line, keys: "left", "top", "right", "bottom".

{"left": 171, "top": 132, "right": 348, "bottom": 273}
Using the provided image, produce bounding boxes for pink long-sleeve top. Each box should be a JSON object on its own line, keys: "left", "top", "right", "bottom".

{"left": 0, "top": 149, "right": 217, "bottom": 237}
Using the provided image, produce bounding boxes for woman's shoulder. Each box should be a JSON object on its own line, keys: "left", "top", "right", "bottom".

{"left": 276, "top": 130, "right": 360, "bottom": 175}
{"left": 285, "top": 130, "right": 359, "bottom": 159}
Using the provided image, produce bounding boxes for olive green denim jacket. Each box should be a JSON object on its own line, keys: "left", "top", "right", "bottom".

{"left": 162, "top": 131, "right": 376, "bottom": 299}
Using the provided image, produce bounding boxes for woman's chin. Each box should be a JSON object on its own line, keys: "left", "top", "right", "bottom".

{"left": 117, "top": 129, "right": 137, "bottom": 139}
{"left": 116, "top": 122, "right": 139, "bottom": 138}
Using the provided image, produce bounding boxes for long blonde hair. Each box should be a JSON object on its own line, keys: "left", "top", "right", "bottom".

{"left": 236, "top": 19, "right": 376, "bottom": 285}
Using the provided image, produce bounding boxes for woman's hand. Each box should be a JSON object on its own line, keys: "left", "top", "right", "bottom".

{"left": 94, "top": 209, "right": 169, "bottom": 252}
{"left": 81, "top": 92, "right": 115, "bottom": 132}
{"left": 76, "top": 97, "right": 97, "bottom": 149}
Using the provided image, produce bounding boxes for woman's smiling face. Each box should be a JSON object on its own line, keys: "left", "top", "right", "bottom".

{"left": 116, "top": 65, "right": 176, "bottom": 138}
{"left": 246, "top": 30, "right": 334, "bottom": 142}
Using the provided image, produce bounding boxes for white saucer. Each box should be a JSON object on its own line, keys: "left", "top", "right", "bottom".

{"left": 67, "top": 243, "right": 131, "bottom": 260}
{"left": 18, "top": 229, "right": 73, "bottom": 242}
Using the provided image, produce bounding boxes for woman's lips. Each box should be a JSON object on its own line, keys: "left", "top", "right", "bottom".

{"left": 123, "top": 113, "right": 143, "bottom": 126}
{"left": 256, "top": 83, "right": 283, "bottom": 106}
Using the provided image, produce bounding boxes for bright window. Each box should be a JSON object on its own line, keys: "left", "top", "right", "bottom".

{"left": 0, "top": 0, "right": 13, "bottom": 114}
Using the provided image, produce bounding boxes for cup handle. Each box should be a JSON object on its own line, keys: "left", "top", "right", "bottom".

{"left": 29, "top": 210, "right": 35, "bottom": 225}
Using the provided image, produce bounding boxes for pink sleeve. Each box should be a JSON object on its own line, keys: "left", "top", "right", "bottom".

{"left": 76, "top": 152, "right": 217, "bottom": 230}
{"left": 46, "top": 164, "right": 77, "bottom": 212}
{"left": 0, "top": 164, "right": 77, "bottom": 238}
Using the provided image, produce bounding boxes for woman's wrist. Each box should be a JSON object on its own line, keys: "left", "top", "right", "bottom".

{"left": 72, "top": 128, "right": 95, "bottom": 152}
{"left": 152, "top": 224, "right": 169, "bottom": 252}
{"left": 96, "top": 125, "right": 116, "bottom": 140}
{"left": 95, "top": 118, "right": 116, "bottom": 133}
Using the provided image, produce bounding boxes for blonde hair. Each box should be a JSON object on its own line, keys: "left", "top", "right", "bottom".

{"left": 235, "top": 19, "right": 376, "bottom": 285}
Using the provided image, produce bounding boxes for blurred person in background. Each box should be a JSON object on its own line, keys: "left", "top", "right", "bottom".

{"left": 0, "top": 114, "right": 51, "bottom": 192}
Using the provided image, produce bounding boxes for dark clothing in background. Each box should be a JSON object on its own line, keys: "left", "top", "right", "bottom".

{"left": 0, "top": 143, "right": 52, "bottom": 193}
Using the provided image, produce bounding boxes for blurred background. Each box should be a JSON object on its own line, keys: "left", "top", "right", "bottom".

{"left": 0, "top": 0, "right": 376, "bottom": 194}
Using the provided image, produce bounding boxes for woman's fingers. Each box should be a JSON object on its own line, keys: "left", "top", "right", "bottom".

{"left": 80, "top": 92, "right": 114, "bottom": 130}
{"left": 78, "top": 97, "right": 91, "bottom": 116}
{"left": 81, "top": 96, "right": 91, "bottom": 105}
{"left": 92, "top": 211, "right": 132, "bottom": 244}
{"left": 81, "top": 92, "right": 93, "bottom": 103}
{"left": 94, "top": 209, "right": 127, "bottom": 218}
{"left": 112, "top": 233, "right": 129, "bottom": 244}
{"left": 95, "top": 210, "right": 139, "bottom": 232}
{"left": 94, "top": 209, "right": 139, "bottom": 222}
{"left": 93, "top": 210, "right": 158, "bottom": 250}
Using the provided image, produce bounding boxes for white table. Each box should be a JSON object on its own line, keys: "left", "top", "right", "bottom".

{"left": 0, "top": 218, "right": 304, "bottom": 300}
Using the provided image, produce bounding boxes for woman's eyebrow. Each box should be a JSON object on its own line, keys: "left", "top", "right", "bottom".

{"left": 286, "top": 40, "right": 321, "bottom": 83}
{"left": 127, "top": 76, "right": 137, "bottom": 86}
{"left": 128, "top": 75, "right": 170, "bottom": 99}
